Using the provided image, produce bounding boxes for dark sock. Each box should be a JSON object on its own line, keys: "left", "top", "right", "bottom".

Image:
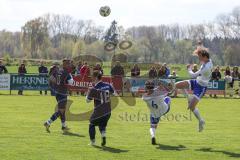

{"left": 50, "top": 111, "right": 60, "bottom": 122}
{"left": 89, "top": 124, "right": 96, "bottom": 140}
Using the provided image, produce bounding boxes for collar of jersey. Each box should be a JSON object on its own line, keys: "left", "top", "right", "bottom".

{"left": 94, "top": 81, "right": 103, "bottom": 86}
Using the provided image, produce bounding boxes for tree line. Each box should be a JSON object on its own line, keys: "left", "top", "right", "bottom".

{"left": 0, "top": 6, "right": 240, "bottom": 65}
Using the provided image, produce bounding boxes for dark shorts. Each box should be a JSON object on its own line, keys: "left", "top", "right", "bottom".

{"left": 150, "top": 116, "right": 160, "bottom": 125}
{"left": 90, "top": 114, "right": 111, "bottom": 127}
{"left": 56, "top": 94, "right": 67, "bottom": 109}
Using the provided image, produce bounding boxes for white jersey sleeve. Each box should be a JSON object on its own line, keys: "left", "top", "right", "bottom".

{"left": 188, "top": 59, "right": 213, "bottom": 86}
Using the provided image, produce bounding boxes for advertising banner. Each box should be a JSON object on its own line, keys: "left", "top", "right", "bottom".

{"left": 68, "top": 75, "right": 123, "bottom": 93}
{"left": 10, "top": 74, "right": 49, "bottom": 90}
{"left": 127, "top": 78, "right": 225, "bottom": 95}
{"left": 0, "top": 74, "right": 10, "bottom": 90}
{"left": 128, "top": 78, "right": 175, "bottom": 93}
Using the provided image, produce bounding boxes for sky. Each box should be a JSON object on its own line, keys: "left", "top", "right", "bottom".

{"left": 0, "top": 0, "right": 240, "bottom": 31}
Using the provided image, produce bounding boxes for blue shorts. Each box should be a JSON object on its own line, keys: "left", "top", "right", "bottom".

{"left": 188, "top": 79, "right": 207, "bottom": 100}
{"left": 150, "top": 116, "right": 160, "bottom": 125}
{"left": 56, "top": 94, "right": 67, "bottom": 109}
{"left": 150, "top": 97, "right": 171, "bottom": 125}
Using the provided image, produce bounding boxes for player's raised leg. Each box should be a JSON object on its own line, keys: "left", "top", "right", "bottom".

{"left": 175, "top": 80, "right": 190, "bottom": 90}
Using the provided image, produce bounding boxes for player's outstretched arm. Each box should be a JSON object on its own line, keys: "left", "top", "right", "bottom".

{"left": 187, "top": 64, "right": 202, "bottom": 78}
{"left": 110, "top": 84, "right": 118, "bottom": 96}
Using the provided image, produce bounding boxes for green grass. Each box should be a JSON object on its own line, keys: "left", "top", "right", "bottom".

{"left": 6, "top": 66, "right": 40, "bottom": 74}
{"left": 0, "top": 94, "right": 239, "bottom": 160}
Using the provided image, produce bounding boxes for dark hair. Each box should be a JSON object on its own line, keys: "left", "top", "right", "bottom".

{"left": 200, "top": 50, "right": 210, "bottom": 59}
{"left": 93, "top": 70, "right": 102, "bottom": 80}
{"left": 145, "top": 80, "right": 155, "bottom": 90}
{"left": 62, "top": 59, "right": 70, "bottom": 63}
{"left": 197, "top": 40, "right": 203, "bottom": 45}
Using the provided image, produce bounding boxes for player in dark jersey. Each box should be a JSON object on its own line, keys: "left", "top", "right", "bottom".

{"left": 44, "top": 59, "right": 74, "bottom": 133}
{"left": 86, "top": 70, "right": 117, "bottom": 146}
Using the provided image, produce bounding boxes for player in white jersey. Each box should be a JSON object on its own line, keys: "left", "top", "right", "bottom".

{"left": 142, "top": 80, "right": 172, "bottom": 145}
{"left": 174, "top": 49, "right": 213, "bottom": 132}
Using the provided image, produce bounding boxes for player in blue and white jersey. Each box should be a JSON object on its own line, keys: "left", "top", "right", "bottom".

{"left": 174, "top": 49, "right": 213, "bottom": 132}
{"left": 142, "top": 80, "right": 173, "bottom": 145}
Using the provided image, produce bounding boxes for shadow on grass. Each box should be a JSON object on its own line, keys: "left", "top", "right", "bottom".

{"left": 196, "top": 147, "right": 240, "bottom": 158}
{"left": 156, "top": 144, "right": 187, "bottom": 151}
{"left": 93, "top": 145, "right": 129, "bottom": 153}
{"left": 62, "top": 131, "right": 85, "bottom": 137}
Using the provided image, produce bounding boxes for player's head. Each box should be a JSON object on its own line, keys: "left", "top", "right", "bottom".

{"left": 92, "top": 70, "right": 103, "bottom": 82}
{"left": 96, "top": 63, "right": 101, "bottom": 68}
{"left": 197, "top": 40, "right": 203, "bottom": 46}
{"left": 116, "top": 61, "right": 121, "bottom": 66}
{"left": 226, "top": 66, "right": 230, "bottom": 71}
{"left": 20, "top": 63, "right": 25, "bottom": 67}
{"left": 145, "top": 80, "right": 155, "bottom": 92}
{"left": 233, "top": 66, "right": 238, "bottom": 72}
{"left": 198, "top": 49, "right": 210, "bottom": 62}
{"left": 133, "top": 63, "right": 138, "bottom": 68}
{"left": 62, "top": 59, "right": 71, "bottom": 69}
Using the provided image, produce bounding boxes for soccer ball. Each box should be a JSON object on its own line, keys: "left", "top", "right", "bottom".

{"left": 99, "top": 6, "right": 111, "bottom": 17}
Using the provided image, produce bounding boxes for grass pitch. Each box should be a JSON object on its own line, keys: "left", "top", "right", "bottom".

{"left": 0, "top": 95, "right": 239, "bottom": 160}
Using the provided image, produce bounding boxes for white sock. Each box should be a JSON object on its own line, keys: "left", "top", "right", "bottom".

{"left": 90, "top": 139, "right": 95, "bottom": 144}
{"left": 47, "top": 119, "right": 52, "bottom": 125}
{"left": 193, "top": 108, "right": 202, "bottom": 121}
{"left": 62, "top": 122, "right": 66, "bottom": 127}
{"left": 150, "top": 128, "right": 156, "bottom": 138}
{"left": 101, "top": 131, "right": 106, "bottom": 138}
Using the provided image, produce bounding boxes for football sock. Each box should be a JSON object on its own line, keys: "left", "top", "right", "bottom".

{"left": 150, "top": 128, "right": 156, "bottom": 138}
{"left": 99, "top": 126, "right": 106, "bottom": 137}
{"left": 101, "top": 130, "right": 106, "bottom": 138}
{"left": 62, "top": 122, "right": 66, "bottom": 127}
{"left": 193, "top": 108, "right": 202, "bottom": 121}
{"left": 48, "top": 111, "right": 60, "bottom": 124}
